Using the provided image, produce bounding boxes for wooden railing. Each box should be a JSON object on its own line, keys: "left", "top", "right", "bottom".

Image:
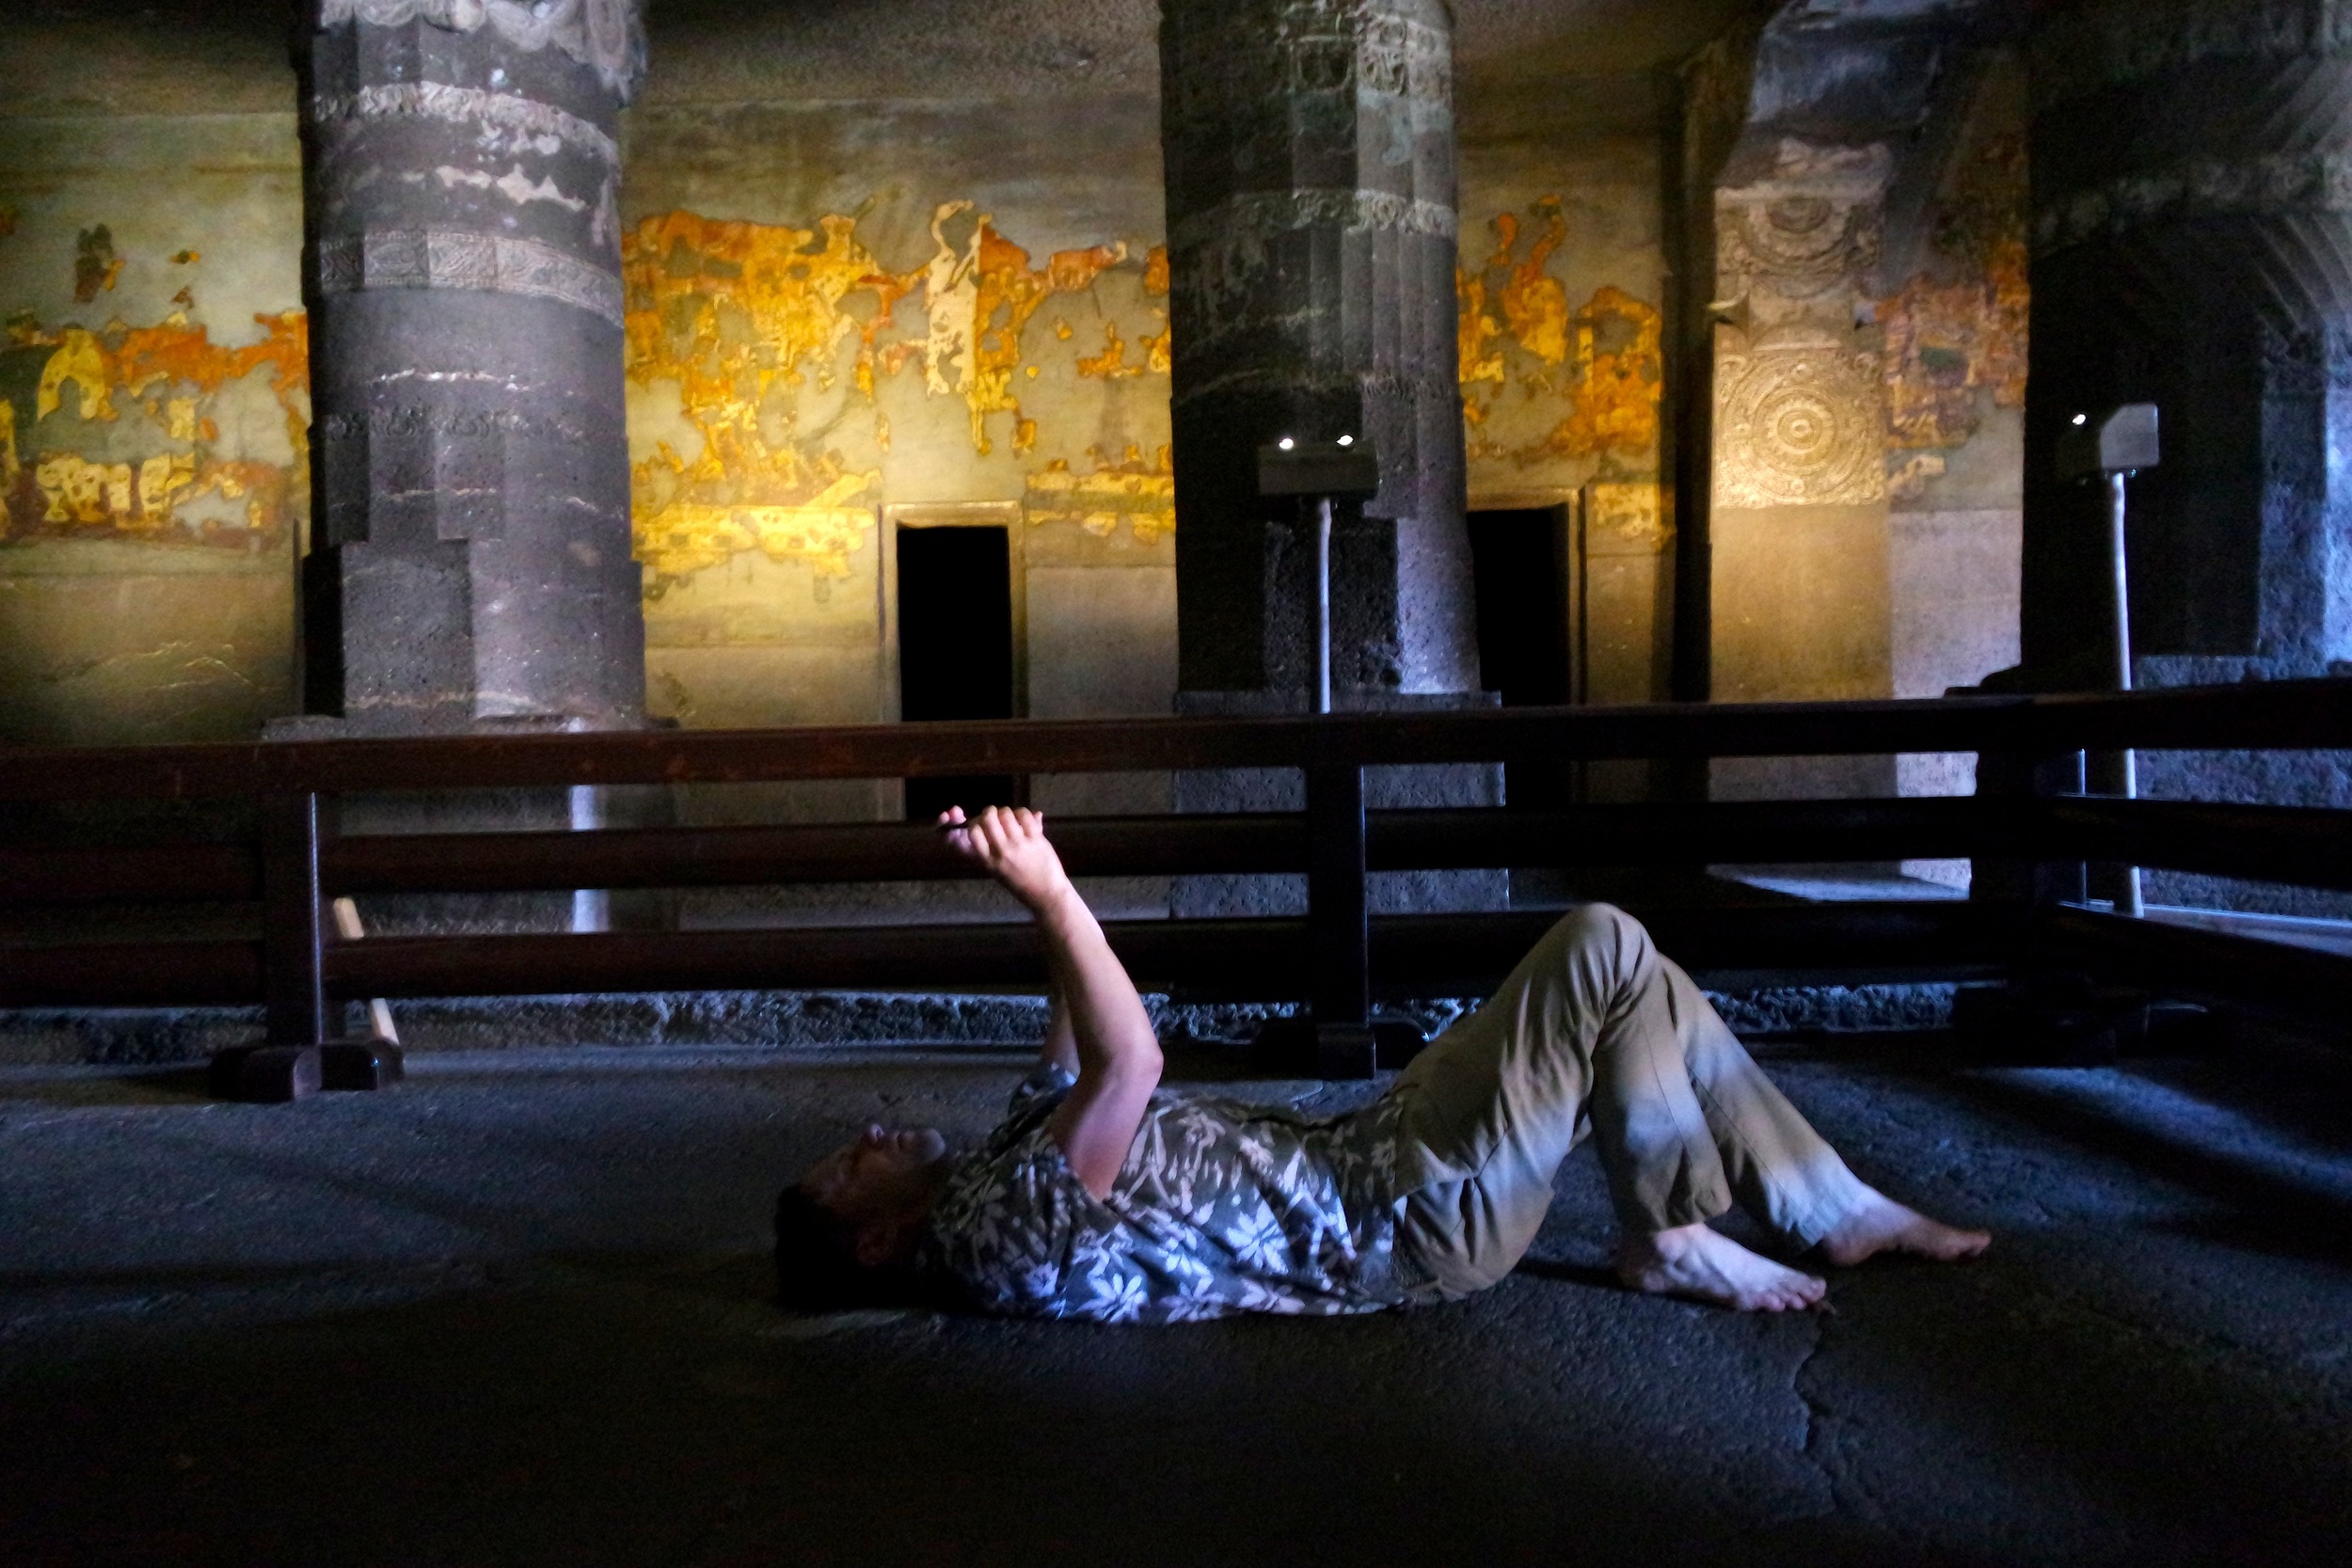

{"left": 3, "top": 677, "right": 2350, "bottom": 1088}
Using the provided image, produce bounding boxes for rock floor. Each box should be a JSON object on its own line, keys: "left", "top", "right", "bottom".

{"left": 2, "top": 1035, "right": 2349, "bottom": 1567}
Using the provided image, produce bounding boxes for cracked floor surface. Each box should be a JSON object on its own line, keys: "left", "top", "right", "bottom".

{"left": 2, "top": 1035, "right": 2349, "bottom": 1567}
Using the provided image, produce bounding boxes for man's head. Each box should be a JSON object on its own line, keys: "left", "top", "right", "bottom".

{"left": 774, "top": 1124, "right": 951, "bottom": 1309}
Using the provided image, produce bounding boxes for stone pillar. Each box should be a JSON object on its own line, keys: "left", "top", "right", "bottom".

{"left": 1708, "top": 137, "right": 1897, "bottom": 800}
{"left": 288, "top": 3, "right": 655, "bottom": 942}
{"left": 1157, "top": 0, "right": 1477, "bottom": 703}
{"left": 2027, "top": 0, "right": 2352, "bottom": 688}
{"left": 2028, "top": 0, "right": 2352, "bottom": 912}
{"left": 300, "top": 0, "right": 646, "bottom": 732}
{"left": 1157, "top": 0, "right": 1499, "bottom": 922}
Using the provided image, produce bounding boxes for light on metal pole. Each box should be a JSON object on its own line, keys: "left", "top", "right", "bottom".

{"left": 1257, "top": 436, "right": 1380, "bottom": 714}
{"left": 2057, "top": 403, "right": 2160, "bottom": 917}
{"left": 1254, "top": 435, "right": 1387, "bottom": 1078}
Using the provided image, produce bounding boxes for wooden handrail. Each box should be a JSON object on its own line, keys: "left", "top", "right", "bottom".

{"left": 4, "top": 679, "right": 2349, "bottom": 1075}
{"left": 0, "top": 678, "right": 2346, "bottom": 803}
{"left": 2039, "top": 797, "right": 2352, "bottom": 893}
{"left": 0, "top": 843, "right": 257, "bottom": 904}
{"left": 16, "top": 795, "right": 2352, "bottom": 902}
{"left": 2037, "top": 906, "right": 2352, "bottom": 1028}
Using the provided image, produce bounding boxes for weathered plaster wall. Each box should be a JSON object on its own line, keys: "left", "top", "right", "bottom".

{"left": 620, "top": 93, "right": 1175, "bottom": 825}
{"left": 1882, "top": 55, "right": 2027, "bottom": 880}
{"left": 1458, "top": 132, "right": 1674, "bottom": 716}
{"left": 0, "top": 97, "right": 306, "bottom": 744}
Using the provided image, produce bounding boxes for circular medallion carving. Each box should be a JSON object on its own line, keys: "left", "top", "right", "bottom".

{"left": 1715, "top": 350, "right": 1884, "bottom": 508}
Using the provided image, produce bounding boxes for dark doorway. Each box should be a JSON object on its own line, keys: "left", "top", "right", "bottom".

{"left": 1468, "top": 507, "right": 1572, "bottom": 812}
{"left": 897, "top": 524, "right": 1018, "bottom": 822}
{"left": 1468, "top": 509, "right": 1570, "bottom": 706}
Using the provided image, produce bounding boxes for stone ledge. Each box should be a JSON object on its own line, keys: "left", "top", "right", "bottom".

{"left": 0, "top": 983, "right": 1961, "bottom": 1068}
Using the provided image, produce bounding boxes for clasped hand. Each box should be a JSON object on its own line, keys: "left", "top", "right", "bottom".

{"left": 938, "top": 805, "right": 1073, "bottom": 911}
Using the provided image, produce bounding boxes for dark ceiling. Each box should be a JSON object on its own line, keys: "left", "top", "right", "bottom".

{"left": 0, "top": 0, "right": 1763, "bottom": 122}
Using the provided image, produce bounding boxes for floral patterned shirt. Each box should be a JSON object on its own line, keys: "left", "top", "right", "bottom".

{"left": 917, "top": 1064, "right": 1412, "bottom": 1323}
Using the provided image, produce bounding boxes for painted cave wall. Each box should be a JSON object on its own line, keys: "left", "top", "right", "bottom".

{"left": 0, "top": 61, "right": 306, "bottom": 746}
{"left": 0, "top": 17, "right": 2024, "bottom": 840}
{"left": 617, "top": 76, "right": 1678, "bottom": 826}
{"left": 1706, "top": 50, "right": 2027, "bottom": 842}
{"left": 1460, "top": 123, "right": 1671, "bottom": 716}
{"left": 619, "top": 88, "right": 1176, "bottom": 828}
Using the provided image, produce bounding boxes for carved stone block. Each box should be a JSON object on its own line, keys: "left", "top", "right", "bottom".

{"left": 1714, "top": 345, "right": 1886, "bottom": 509}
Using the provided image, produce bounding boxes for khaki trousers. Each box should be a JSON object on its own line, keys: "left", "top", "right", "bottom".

{"left": 1386, "top": 903, "right": 1870, "bottom": 1301}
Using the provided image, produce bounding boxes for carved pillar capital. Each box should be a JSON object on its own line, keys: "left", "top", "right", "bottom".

{"left": 318, "top": 0, "right": 645, "bottom": 103}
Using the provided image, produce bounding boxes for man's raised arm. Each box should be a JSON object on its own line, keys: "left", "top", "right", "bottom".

{"left": 940, "top": 806, "right": 1162, "bottom": 1197}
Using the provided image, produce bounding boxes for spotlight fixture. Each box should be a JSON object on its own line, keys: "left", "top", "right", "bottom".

{"left": 1278, "top": 436, "right": 1295, "bottom": 451}
{"left": 1336, "top": 435, "right": 1354, "bottom": 447}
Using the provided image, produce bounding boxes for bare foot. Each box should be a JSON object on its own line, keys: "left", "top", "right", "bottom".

{"left": 1815, "top": 1189, "right": 1990, "bottom": 1267}
{"left": 1616, "top": 1223, "right": 1827, "bottom": 1312}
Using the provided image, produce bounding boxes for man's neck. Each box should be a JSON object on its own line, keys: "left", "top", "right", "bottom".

{"left": 873, "top": 1161, "right": 951, "bottom": 1259}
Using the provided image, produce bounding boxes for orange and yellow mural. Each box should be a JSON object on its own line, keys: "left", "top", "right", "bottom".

{"left": 622, "top": 203, "right": 1172, "bottom": 594}
{"left": 1457, "top": 195, "right": 1663, "bottom": 474}
{"left": 1, "top": 289, "right": 309, "bottom": 549}
{"left": 1025, "top": 443, "right": 1175, "bottom": 546}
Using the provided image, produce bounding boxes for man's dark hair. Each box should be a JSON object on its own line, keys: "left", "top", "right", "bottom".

{"left": 773, "top": 1184, "right": 957, "bottom": 1311}
{"left": 772, "top": 1185, "right": 886, "bottom": 1310}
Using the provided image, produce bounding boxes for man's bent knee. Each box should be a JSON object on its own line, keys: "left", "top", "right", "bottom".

{"left": 1545, "top": 901, "right": 1648, "bottom": 958}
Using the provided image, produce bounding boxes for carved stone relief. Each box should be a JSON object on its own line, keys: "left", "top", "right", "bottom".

{"left": 1717, "top": 195, "right": 1882, "bottom": 300}
{"left": 2033, "top": 149, "right": 2352, "bottom": 254}
{"left": 1168, "top": 189, "right": 1456, "bottom": 255}
{"left": 2031, "top": 0, "right": 2352, "bottom": 113}
{"left": 317, "top": 229, "right": 625, "bottom": 327}
{"left": 1714, "top": 343, "right": 1886, "bottom": 508}
{"left": 318, "top": 0, "right": 645, "bottom": 101}
{"left": 310, "top": 82, "right": 620, "bottom": 166}
{"left": 1711, "top": 135, "right": 1891, "bottom": 510}
{"left": 1164, "top": 1, "right": 1450, "bottom": 139}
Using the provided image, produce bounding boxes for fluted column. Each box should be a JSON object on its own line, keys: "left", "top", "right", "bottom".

{"left": 1158, "top": 0, "right": 1477, "bottom": 703}
{"left": 300, "top": 0, "right": 646, "bottom": 732}
{"left": 2028, "top": 0, "right": 2352, "bottom": 686}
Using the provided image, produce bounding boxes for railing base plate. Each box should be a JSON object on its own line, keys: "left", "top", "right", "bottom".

{"left": 208, "top": 1044, "right": 323, "bottom": 1103}
{"left": 320, "top": 1038, "right": 405, "bottom": 1092}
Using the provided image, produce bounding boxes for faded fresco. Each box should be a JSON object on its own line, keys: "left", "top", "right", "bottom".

{"left": 620, "top": 195, "right": 1177, "bottom": 765}
{"left": 623, "top": 204, "right": 1173, "bottom": 601}
{"left": 1456, "top": 192, "right": 1664, "bottom": 487}
{"left": 1879, "top": 127, "right": 2029, "bottom": 500}
{"left": 1, "top": 299, "right": 309, "bottom": 550}
{"left": 0, "top": 110, "right": 307, "bottom": 745}
{"left": 1454, "top": 159, "right": 1673, "bottom": 723}
{"left": 1, "top": 196, "right": 307, "bottom": 554}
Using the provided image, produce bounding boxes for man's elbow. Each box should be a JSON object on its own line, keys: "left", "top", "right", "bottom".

{"left": 1112, "top": 1035, "right": 1164, "bottom": 1090}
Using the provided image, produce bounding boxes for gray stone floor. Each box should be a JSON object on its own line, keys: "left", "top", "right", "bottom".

{"left": 3, "top": 1035, "right": 2349, "bottom": 1567}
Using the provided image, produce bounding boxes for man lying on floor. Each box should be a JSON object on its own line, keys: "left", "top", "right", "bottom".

{"left": 775, "top": 805, "right": 1988, "bottom": 1323}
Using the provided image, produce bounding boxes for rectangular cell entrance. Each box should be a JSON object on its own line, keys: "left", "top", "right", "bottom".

{"left": 896, "top": 523, "right": 1018, "bottom": 822}
{"left": 1468, "top": 506, "right": 1572, "bottom": 812}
